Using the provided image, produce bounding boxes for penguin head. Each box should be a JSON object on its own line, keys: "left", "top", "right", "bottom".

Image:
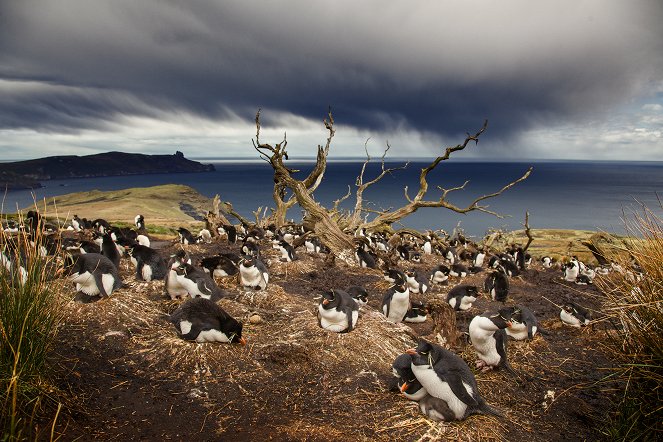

{"left": 384, "top": 268, "right": 406, "bottom": 285}
{"left": 320, "top": 290, "right": 339, "bottom": 309}
{"left": 488, "top": 307, "right": 514, "bottom": 329}
{"left": 409, "top": 301, "right": 428, "bottom": 315}
{"left": 466, "top": 285, "right": 479, "bottom": 297}
{"left": 392, "top": 353, "right": 414, "bottom": 378}
{"left": 240, "top": 255, "right": 256, "bottom": 267}
{"left": 406, "top": 340, "right": 439, "bottom": 368}
{"left": 175, "top": 263, "right": 194, "bottom": 276}
{"left": 226, "top": 322, "right": 246, "bottom": 346}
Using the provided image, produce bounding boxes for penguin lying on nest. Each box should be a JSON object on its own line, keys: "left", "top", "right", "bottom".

{"left": 169, "top": 298, "right": 246, "bottom": 344}
{"left": 317, "top": 289, "right": 359, "bottom": 333}
{"left": 68, "top": 253, "right": 123, "bottom": 302}
{"left": 406, "top": 340, "right": 502, "bottom": 421}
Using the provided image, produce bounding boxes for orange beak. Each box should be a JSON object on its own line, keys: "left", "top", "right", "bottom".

{"left": 405, "top": 348, "right": 417, "bottom": 356}
{"left": 322, "top": 299, "right": 329, "bottom": 305}
{"left": 239, "top": 337, "right": 247, "bottom": 346}
{"left": 506, "top": 322, "right": 512, "bottom": 328}
{"left": 400, "top": 382, "right": 409, "bottom": 393}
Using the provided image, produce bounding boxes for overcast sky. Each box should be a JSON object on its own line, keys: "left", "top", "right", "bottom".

{"left": 1, "top": 1, "right": 662, "bottom": 161}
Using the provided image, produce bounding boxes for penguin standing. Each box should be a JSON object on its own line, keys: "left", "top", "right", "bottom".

{"left": 165, "top": 250, "right": 191, "bottom": 300}
{"left": 126, "top": 244, "right": 168, "bottom": 282}
{"left": 406, "top": 340, "right": 502, "bottom": 420}
{"left": 469, "top": 308, "right": 514, "bottom": 372}
{"left": 169, "top": 298, "right": 246, "bottom": 344}
{"left": 317, "top": 289, "right": 359, "bottom": 333}
{"left": 563, "top": 259, "right": 580, "bottom": 282}
{"left": 134, "top": 214, "right": 145, "bottom": 230}
{"left": 68, "top": 253, "right": 123, "bottom": 301}
{"left": 446, "top": 285, "right": 479, "bottom": 311}
{"left": 560, "top": 302, "right": 591, "bottom": 327}
{"left": 506, "top": 305, "right": 545, "bottom": 340}
{"left": 218, "top": 225, "right": 237, "bottom": 243}
{"left": 356, "top": 245, "right": 377, "bottom": 269}
{"left": 392, "top": 353, "right": 428, "bottom": 401}
{"left": 345, "top": 286, "right": 369, "bottom": 307}
{"left": 384, "top": 268, "right": 407, "bottom": 285}
{"left": 174, "top": 263, "right": 226, "bottom": 301}
{"left": 484, "top": 271, "right": 509, "bottom": 302}
{"left": 541, "top": 256, "right": 553, "bottom": 268}
{"left": 100, "top": 232, "right": 121, "bottom": 270}
{"left": 238, "top": 255, "right": 269, "bottom": 290}
{"left": 196, "top": 229, "right": 212, "bottom": 244}
{"left": 381, "top": 283, "right": 410, "bottom": 323}
{"left": 273, "top": 240, "right": 298, "bottom": 262}
{"left": 177, "top": 227, "right": 196, "bottom": 245}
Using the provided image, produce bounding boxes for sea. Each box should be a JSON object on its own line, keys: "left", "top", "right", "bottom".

{"left": 2, "top": 160, "right": 662, "bottom": 238}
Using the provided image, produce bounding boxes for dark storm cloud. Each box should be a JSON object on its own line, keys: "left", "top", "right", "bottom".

{"left": 1, "top": 0, "right": 662, "bottom": 141}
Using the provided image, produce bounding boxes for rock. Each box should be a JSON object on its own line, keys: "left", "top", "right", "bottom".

{"left": 249, "top": 314, "right": 262, "bottom": 324}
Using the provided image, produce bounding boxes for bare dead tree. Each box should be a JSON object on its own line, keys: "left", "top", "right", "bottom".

{"left": 254, "top": 112, "right": 532, "bottom": 261}
{"left": 522, "top": 211, "right": 534, "bottom": 252}
{"left": 255, "top": 109, "right": 335, "bottom": 228}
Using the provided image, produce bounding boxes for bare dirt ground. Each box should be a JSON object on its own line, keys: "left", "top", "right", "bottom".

{"left": 45, "top": 235, "right": 619, "bottom": 441}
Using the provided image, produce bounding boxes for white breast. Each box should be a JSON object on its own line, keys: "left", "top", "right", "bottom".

{"left": 141, "top": 265, "right": 153, "bottom": 281}
{"left": 411, "top": 364, "right": 469, "bottom": 420}
{"left": 505, "top": 323, "right": 530, "bottom": 340}
{"left": 469, "top": 317, "right": 501, "bottom": 367}
{"left": 560, "top": 309, "right": 581, "bottom": 327}
{"left": 166, "top": 271, "right": 188, "bottom": 298}
{"left": 458, "top": 296, "right": 476, "bottom": 311}
{"left": 385, "top": 290, "right": 410, "bottom": 323}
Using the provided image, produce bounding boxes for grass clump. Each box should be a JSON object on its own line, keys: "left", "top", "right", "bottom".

{"left": 1, "top": 215, "right": 67, "bottom": 440}
{"left": 596, "top": 203, "right": 663, "bottom": 441}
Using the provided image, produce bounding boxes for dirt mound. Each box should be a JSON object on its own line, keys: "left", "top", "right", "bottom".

{"left": 49, "top": 239, "right": 618, "bottom": 441}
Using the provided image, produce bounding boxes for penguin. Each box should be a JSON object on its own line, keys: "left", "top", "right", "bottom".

{"left": 100, "top": 232, "right": 121, "bottom": 270}
{"left": 77, "top": 240, "right": 101, "bottom": 254}
{"left": 473, "top": 250, "right": 486, "bottom": 268}
{"left": 241, "top": 241, "right": 261, "bottom": 258}
{"left": 177, "top": 227, "right": 195, "bottom": 245}
{"left": 410, "top": 251, "right": 422, "bottom": 263}
{"left": 200, "top": 255, "right": 238, "bottom": 278}
{"left": 541, "top": 256, "right": 553, "bottom": 268}
{"left": 575, "top": 274, "right": 593, "bottom": 285}
{"left": 356, "top": 245, "right": 377, "bottom": 269}
{"left": 345, "top": 286, "right": 368, "bottom": 307}
{"left": 92, "top": 218, "right": 111, "bottom": 234}
{"left": 174, "top": 263, "right": 226, "bottom": 301}
{"left": 1, "top": 242, "right": 28, "bottom": 285}
{"left": 418, "top": 394, "right": 457, "bottom": 422}
{"left": 404, "top": 301, "right": 428, "bottom": 323}
{"left": 499, "top": 259, "right": 520, "bottom": 277}
{"left": 125, "top": 244, "right": 168, "bottom": 282}
{"left": 218, "top": 225, "right": 237, "bottom": 243}
{"left": 422, "top": 240, "right": 433, "bottom": 255}
{"left": 447, "top": 285, "right": 479, "bottom": 311}
{"left": 405, "top": 269, "right": 428, "bottom": 294}
{"left": 68, "top": 253, "right": 123, "bottom": 301}
{"left": 484, "top": 271, "right": 509, "bottom": 302}
{"left": 506, "top": 305, "right": 545, "bottom": 340}
{"left": 563, "top": 259, "right": 580, "bottom": 282}
{"left": 136, "top": 234, "right": 150, "bottom": 247}
{"left": 381, "top": 284, "right": 410, "bottom": 323}
{"left": 169, "top": 298, "right": 246, "bottom": 344}
{"left": 384, "top": 268, "right": 407, "bottom": 285}
{"left": 406, "top": 340, "right": 502, "bottom": 420}
{"left": 165, "top": 250, "right": 191, "bottom": 300}
{"left": 304, "top": 236, "right": 324, "bottom": 253}
{"left": 429, "top": 265, "right": 450, "bottom": 285}
{"left": 392, "top": 353, "right": 428, "bottom": 401}
{"left": 273, "top": 240, "right": 298, "bottom": 262}
{"left": 196, "top": 229, "right": 212, "bottom": 244}
{"left": 238, "top": 255, "right": 269, "bottom": 290}
{"left": 449, "top": 263, "right": 468, "bottom": 278}
{"left": 560, "top": 302, "right": 591, "bottom": 327}
{"left": 26, "top": 210, "right": 43, "bottom": 232}
{"left": 469, "top": 308, "right": 514, "bottom": 372}
{"left": 396, "top": 244, "right": 411, "bottom": 260}
{"left": 71, "top": 215, "right": 83, "bottom": 232}
{"left": 317, "top": 289, "right": 359, "bottom": 333}
{"left": 134, "top": 214, "right": 145, "bottom": 230}
{"left": 514, "top": 247, "right": 527, "bottom": 271}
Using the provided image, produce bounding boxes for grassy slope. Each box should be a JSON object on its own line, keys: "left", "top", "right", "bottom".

{"left": 24, "top": 184, "right": 212, "bottom": 226}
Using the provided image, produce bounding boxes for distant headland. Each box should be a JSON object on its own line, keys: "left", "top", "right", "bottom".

{"left": 0, "top": 151, "right": 215, "bottom": 190}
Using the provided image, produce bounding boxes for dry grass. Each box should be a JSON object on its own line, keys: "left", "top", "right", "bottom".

{"left": 594, "top": 203, "right": 663, "bottom": 440}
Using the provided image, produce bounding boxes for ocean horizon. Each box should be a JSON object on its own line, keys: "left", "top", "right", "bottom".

{"left": 2, "top": 160, "right": 662, "bottom": 237}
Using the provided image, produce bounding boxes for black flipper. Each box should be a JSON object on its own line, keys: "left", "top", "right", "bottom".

{"left": 443, "top": 370, "right": 479, "bottom": 408}
{"left": 180, "top": 320, "right": 203, "bottom": 341}
{"left": 344, "top": 307, "right": 355, "bottom": 332}
{"left": 197, "top": 279, "right": 213, "bottom": 298}
{"left": 495, "top": 329, "right": 514, "bottom": 373}
{"left": 94, "top": 272, "right": 109, "bottom": 297}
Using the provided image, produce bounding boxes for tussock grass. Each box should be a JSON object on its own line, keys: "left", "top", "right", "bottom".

{"left": 595, "top": 203, "right": 663, "bottom": 440}
{"left": 1, "top": 214, "right": 67, "bottom": 440}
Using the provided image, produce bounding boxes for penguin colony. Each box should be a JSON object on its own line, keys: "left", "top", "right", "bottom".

{"left": 3, "top": 212, "right": 617, "bottom": 425}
